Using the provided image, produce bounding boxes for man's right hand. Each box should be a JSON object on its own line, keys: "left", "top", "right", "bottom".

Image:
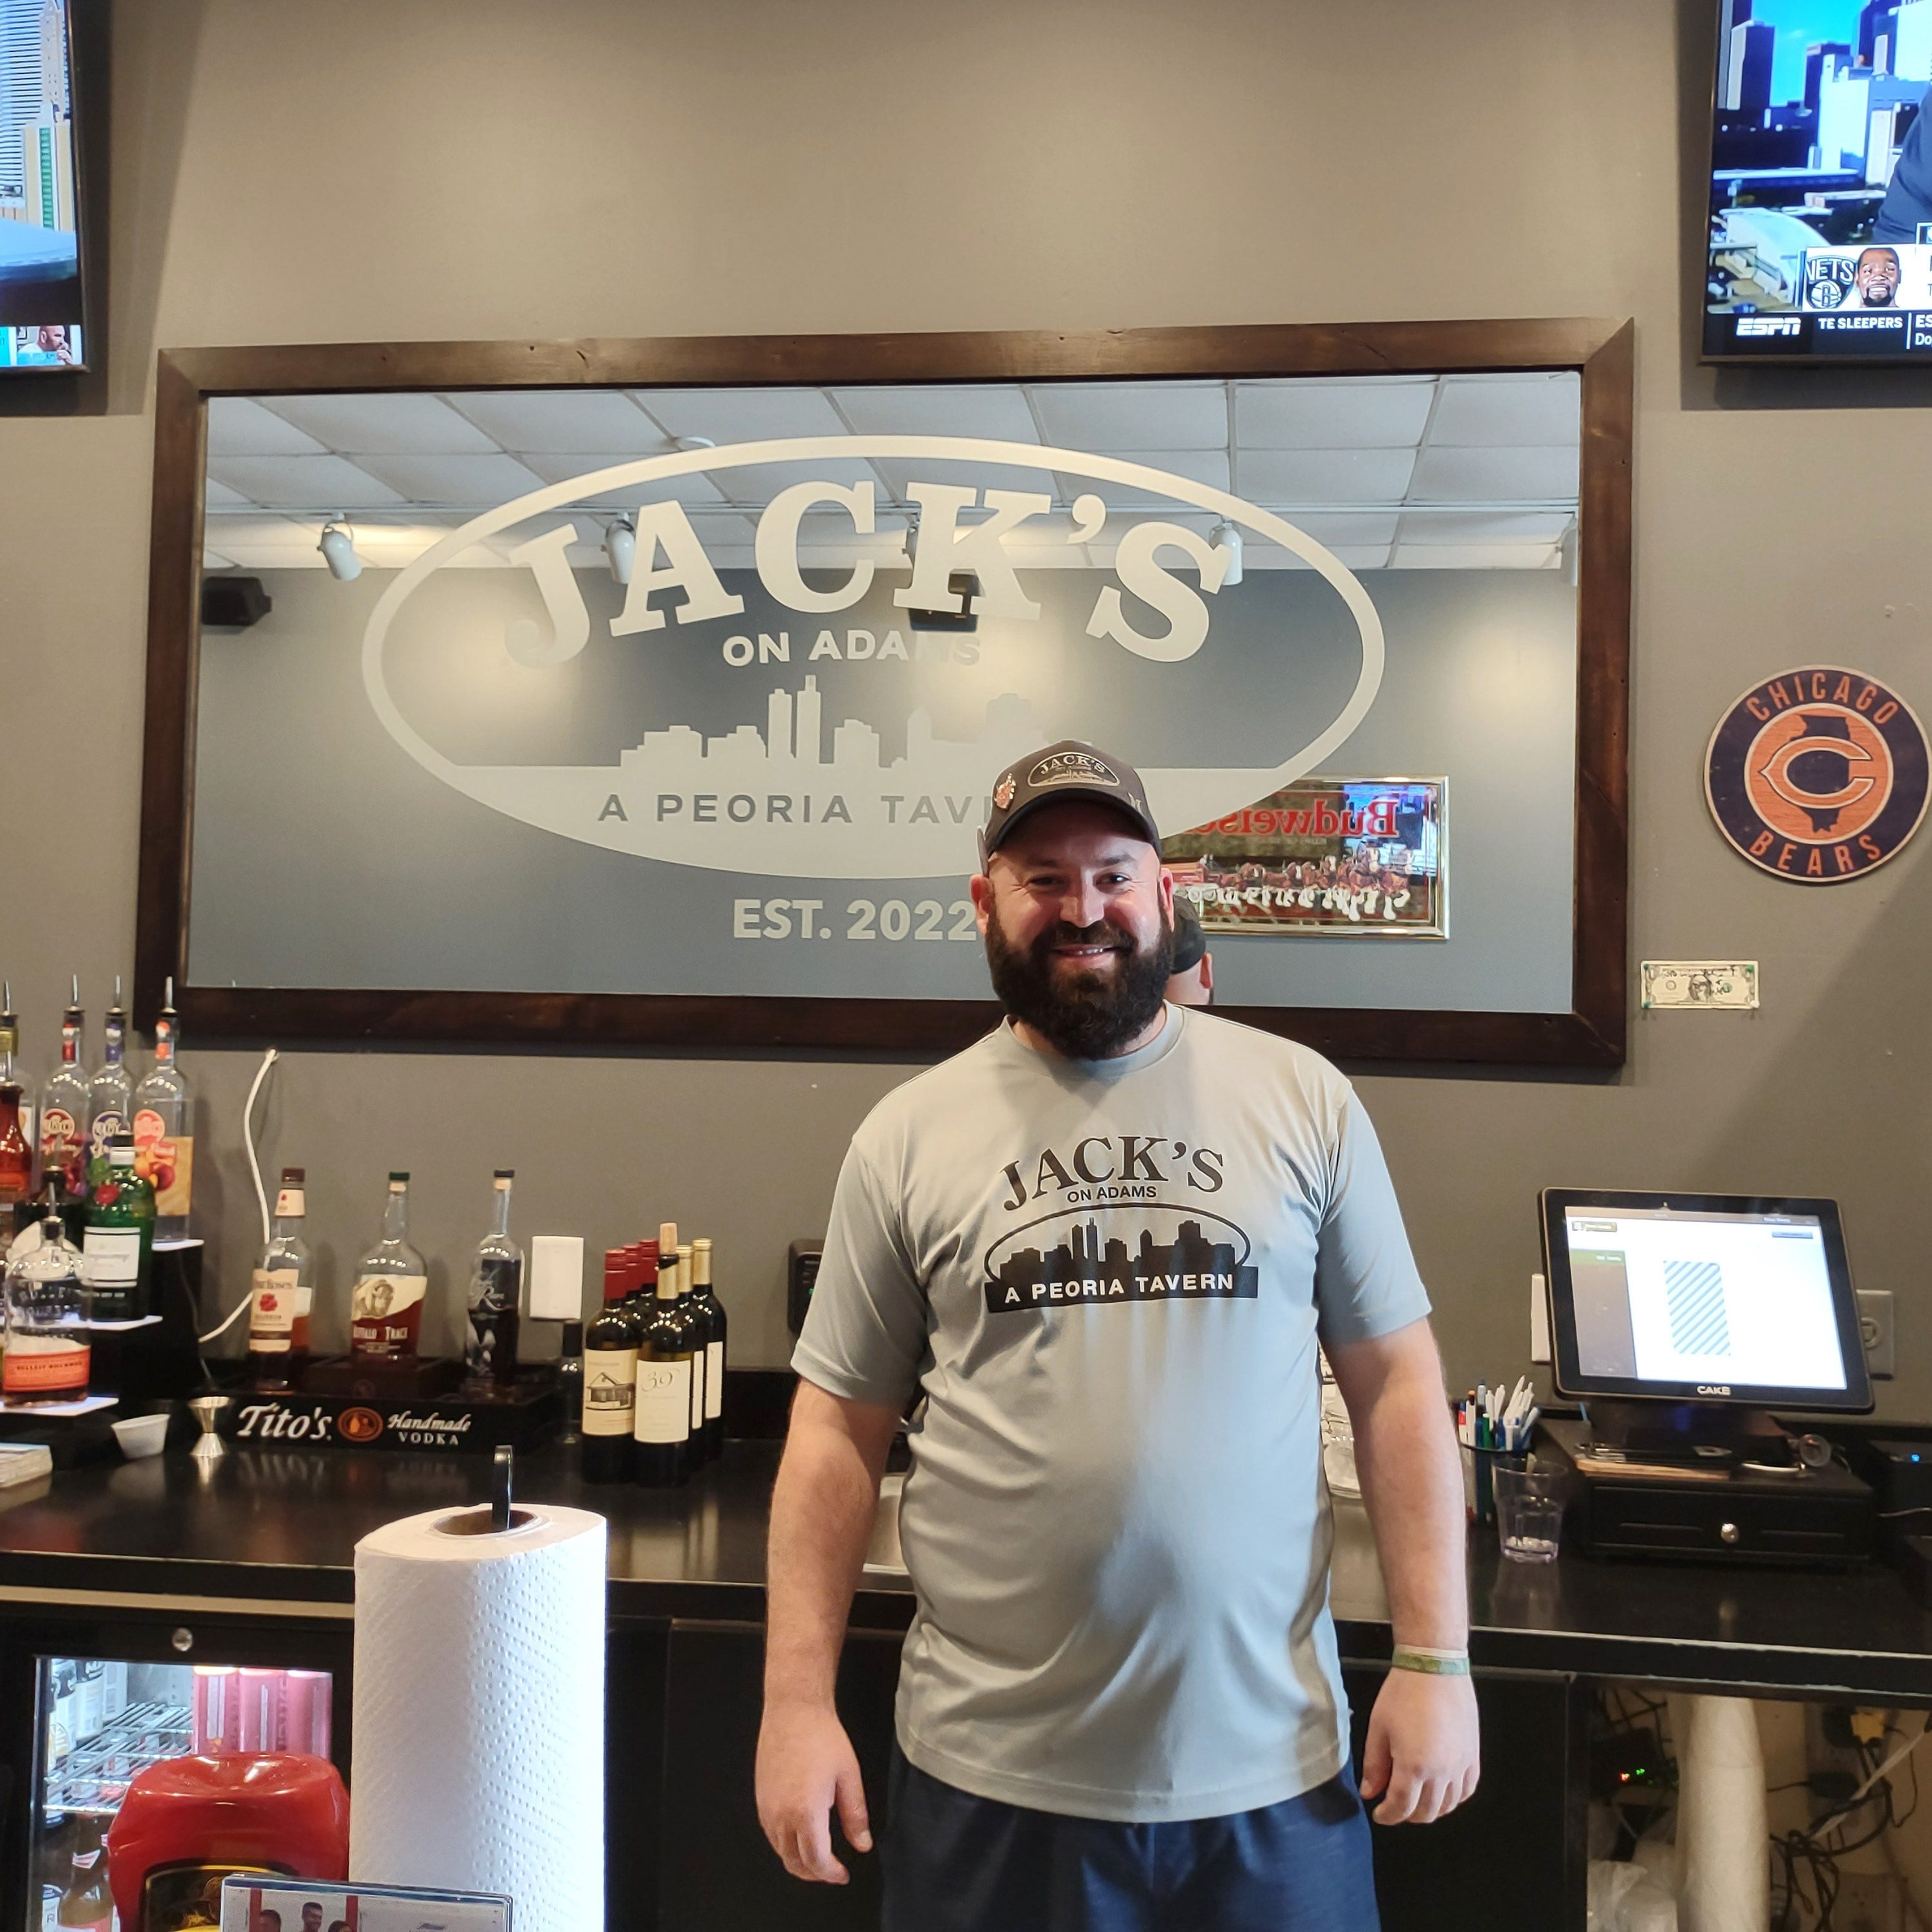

{"left": 755, "top": 1698, "right": 873, "bottom": 1884}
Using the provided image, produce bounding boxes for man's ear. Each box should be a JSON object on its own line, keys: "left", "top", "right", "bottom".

{"left": 969, "top": 871, "right": 996, "bottom": 938}
{"left": 1198, "top": 951, "right": 1214, "bottom": 995}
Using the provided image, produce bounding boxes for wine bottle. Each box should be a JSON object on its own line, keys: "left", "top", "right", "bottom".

{"left": 248, "top": 1168, "right": 313, "bottom": 1390}
{"left": 581, "top": 1254, "right": 641, "bottom": 1483}
{"left": 81, "top": 1137, "right": 155, "bottom": 1322}
{"left": 350, "top": 1173, "right": 428, "bottom": 1361}
{"left": 131, "top": 975, "right": 194, "bottom": 1240}
{"left": 0, "top": 985, "right": 31, "bottom": 1256}
{"left": 690, "top": 1236, "right": 727, "bottom": 1465}
{"left": 633, "top": 1242, "right": 693, "bottom": 1488}
{"left": 672, "top": 1242, "right": 707, "bottom": 1465}
{"left": 463, "top": 1169, "right": 522, "bottom": 1391}
{"left": 37, "top": 979, "right": 88, "bottom": 1202}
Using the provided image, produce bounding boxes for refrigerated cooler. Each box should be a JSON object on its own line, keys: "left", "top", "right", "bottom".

{"left": 0, "top": 1615, "right": 348, "bottom": 1932}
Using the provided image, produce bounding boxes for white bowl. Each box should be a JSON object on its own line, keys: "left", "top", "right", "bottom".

{"left": 111, "top": 1413, "right": 170, "bottom": 1459}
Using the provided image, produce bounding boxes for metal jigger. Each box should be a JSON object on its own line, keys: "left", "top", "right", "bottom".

{"left": 187, "top": 1394, "right": 230, "bottom": 1463}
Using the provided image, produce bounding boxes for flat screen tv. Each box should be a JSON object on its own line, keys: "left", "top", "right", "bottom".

{"left": 0, "top": 0, "right": 86, "bottom": 374}
{"left": 1703, "top": 0, "right": 1932, "bottom": 362}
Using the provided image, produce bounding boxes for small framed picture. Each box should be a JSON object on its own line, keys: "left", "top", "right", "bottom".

{"left": 218, "top": 1875, "right": 513, "bottom": 1932}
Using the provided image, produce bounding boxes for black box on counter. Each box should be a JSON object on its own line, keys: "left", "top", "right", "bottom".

{"left": 216, "top": 1368, "right": 561, "bottom": 1456}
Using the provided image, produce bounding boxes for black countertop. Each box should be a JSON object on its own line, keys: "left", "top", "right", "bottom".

{"left": 0, "top": 1444, "right": 1927, "bottom": 1698}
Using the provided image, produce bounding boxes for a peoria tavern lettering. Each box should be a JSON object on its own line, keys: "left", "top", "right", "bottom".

{"left": 983, "top": 1141, "right": 1255, "bottom": 1316}
{"left": 361, "top": 435, "right": 1387, "bottom": 880}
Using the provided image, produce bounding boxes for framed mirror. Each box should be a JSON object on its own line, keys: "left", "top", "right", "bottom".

{"left": 137, "top": 319, "right": 1631, "bottom": 1063}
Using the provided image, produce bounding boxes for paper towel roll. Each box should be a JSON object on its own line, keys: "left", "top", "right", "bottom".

{"left": 1669, "top": 1693, "right": 1766, "bottom": 1932}
{"left": 351, "top": 1502, "right": 607, "bottom": 1932}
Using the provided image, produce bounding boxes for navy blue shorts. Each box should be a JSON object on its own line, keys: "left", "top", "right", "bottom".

{"left": 880, "top": 1745, "right": 1380, "bottom": 1932}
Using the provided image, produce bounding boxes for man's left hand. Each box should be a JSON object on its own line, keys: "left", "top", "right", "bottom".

{"left": 1358, "top": 1667, "right": 1480, "bottom": 1824}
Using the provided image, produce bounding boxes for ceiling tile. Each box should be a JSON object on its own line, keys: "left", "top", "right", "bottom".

{"left": 1265, "top": 511, "right": 1403, "bottom": 549}
{"left": 1234, "top": 447, "right": 1417, "bottom": 504}
{"left": 1053, "top": 450, "right": 1231, "bottom": 511}
{"left": 206, "top": 398, "right": 327, "bottom": 459}
{"left": 203, "top": 477, "right": 253, "bottom": 508}
{"left": 203, "top": 455, "right": 408, "bottom": 511}
{"left": 261, "top": 393, "right": 499, "bottom": 455}
{"left": 1396, "top": 511, "right": 1571, "bottom": 545}
{"left": 829, "top": 385, "right": 1039, "bottom": 440}
{"left": 1389, "top": 542, "right": 1560, "bottom": 570}
{"left": 1235, "top": 378, "right": 1435, "bottom": 450}
{"left": 1406, "top": 447, "right": 1580, "bottom": 504}
{"left": 518, "top": 452, "right": 726, "bottom": 507}
{"left": 630, "top": 386, "right": 849, "bottom": 442}
{"left": 1031, "top": 382, "right": 1229, "bottom": 451}
{"left": 706, "top": 457, "right": 887, "bottom": 506}
{"left": 1247, "top": 544, "right": 1392, "bottom": 572}
{"left": 450, "top": 390, "right": 668, "bottom": 454}
{"left": 353, "top": 452, "right": 549, "bottom": 505}
{"left": 1426, "top": 373, "right": 1581, "bottom": 448}
{"left": 871, "top": 457, "right": 1061, "bottom": 504}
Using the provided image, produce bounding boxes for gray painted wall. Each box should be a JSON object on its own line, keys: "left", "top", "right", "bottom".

{"left": 2, "top": 0, "right": 1928, "bottom": 1409}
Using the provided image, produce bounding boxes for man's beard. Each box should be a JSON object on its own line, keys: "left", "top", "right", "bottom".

{"left": 984, "top": 907, "right": 1175, "bottom": 1057}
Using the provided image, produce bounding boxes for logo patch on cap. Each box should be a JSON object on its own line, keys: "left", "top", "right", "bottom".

{"left": 992, "top": 773, "right": 1017, "bottom": 810}
{"left": 1028, "top": 751, "right": 1120, "bottom": 790}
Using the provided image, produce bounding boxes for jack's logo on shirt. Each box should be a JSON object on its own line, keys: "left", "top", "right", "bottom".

{"left": 999, "top": 1136, "right": 1224, "bottom": 1210}
{"left": 983, "top": 1204, "right": 1258, "bottom": 1313}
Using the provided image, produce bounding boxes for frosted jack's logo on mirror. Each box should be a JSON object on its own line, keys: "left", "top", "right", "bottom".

{"left": 361, "top": 437, "right": 1385, "bottom": 880}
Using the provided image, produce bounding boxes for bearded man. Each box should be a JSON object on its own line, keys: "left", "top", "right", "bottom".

{"left": 756, "top": 740, "right": 1475, "bottom": 1932}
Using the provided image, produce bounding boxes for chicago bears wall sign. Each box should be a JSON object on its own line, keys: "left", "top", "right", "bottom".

{"left": 1705, "top": 668, "right": 1928, "bottom": 884}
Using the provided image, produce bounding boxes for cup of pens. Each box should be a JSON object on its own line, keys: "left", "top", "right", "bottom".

{"left": 1458, "top": 1378, "right": 1540, "bottom": 1528}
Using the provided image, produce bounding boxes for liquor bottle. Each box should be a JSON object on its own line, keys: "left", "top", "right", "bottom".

{"left": 690, "top": 1236, "right": 728, "bottom": 1465}
{"left": 464, "top": 1169, "right": 523, "bottom": 1391}
{"left": 247, "top": 1168, "right": 313, "bottom": 1390}
{"left": 131, "top": 975, "right": 194, "bottom": 1240}
{"left": 82, "top": 1137, "right": 155, "bottom": 1322}
{"left": 84, "top": 978, "right": 133, "bottom": 1189}
{"left": 2, "top": 1204, "right": 89, "bottom": 1402}
{"left": 0, "top": 986, "right": 30, "bottom": 1259}
{"left": 57, "top": 1813, "right": 113, "bottom": 1930}
{"left": 674, "top": 1242, "right": 706, "bottom": 1462}
{"left": 350, "top": 1173, "right": 428, "bottom": 1361}
{"left": 580, "top": 1255, "right": 641, "bottom": 1483}
{"left": 37, "top": 979, "right": 88, "bottom": 1202}
{"left": 558, "top": 1319, "right": 584, "bottom": 1446}
{"left": 633, "top": 1245, "right": 694, "bottom": 1488}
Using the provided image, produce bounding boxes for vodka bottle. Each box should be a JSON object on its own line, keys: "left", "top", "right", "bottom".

{"left": 131, "top": 976, "right": 194, "bottom": 1239}
{"left": 37, "top": 980, "right": 88, "bottom": 1201}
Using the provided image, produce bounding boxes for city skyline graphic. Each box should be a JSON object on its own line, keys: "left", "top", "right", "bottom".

{"left": 983, "top": 1213, "right": 1260, "bottom": 1314}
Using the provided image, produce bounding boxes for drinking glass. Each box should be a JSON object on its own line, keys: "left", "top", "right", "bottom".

{"left": 1494, "top": 1466, "right": 1564, "bottom": 1563}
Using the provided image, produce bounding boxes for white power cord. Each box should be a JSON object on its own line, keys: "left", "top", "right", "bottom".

{"left": 195, "top": 1045, "right": 279, "bottom": 1345}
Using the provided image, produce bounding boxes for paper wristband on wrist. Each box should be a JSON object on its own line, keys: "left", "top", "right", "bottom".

{"left": 1390, "top": 1645, "right": 1470, "bottom": 1676}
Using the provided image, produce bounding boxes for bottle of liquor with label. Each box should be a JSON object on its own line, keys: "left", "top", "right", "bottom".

{"left": 464, "top": 1169, "right": 523, "bottom": 1391}
{"left": 0, "top": 985, "right": 31, "bottom": 1258}
{"left": 350, "top": 1173, "right": 429, "bottom": 1360}
{"left": 84, "top": 979, "right": 133, "bottom": 1191}
{"left": 633, "top": 1244, "right": 694, "bottom": 1488}
{"left": 131, "top": 976, "right": 194, "bottom": 1240}
{"left": 581, "top": 1254, "right": 641, "bottom": 1482}
{"left": 81, "top": 1137, "right": 155, "bottom": 1321}
{"left": 690, "top": 1237, "right": 728, "bottom": 1465}
{"left": 248, "top": 1168, "right": 314, "bottom": 1389}
{"left": 37, "top": 980, "right": 88, "bottom": 1202}
{"left": 57, "top": 1812, "right": 113, "bottom": 1930}
{"left": 674, "top": 1242, "right": 708, "bottom": 1463}
{"left": 3, "top": 1204, "right": 89, "bottom": 1402}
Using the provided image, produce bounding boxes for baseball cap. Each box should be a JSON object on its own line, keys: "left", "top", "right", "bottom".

{"left": 1170, "top": 898, "right": 1209, "bottom": 973}
{"left": 979, "top": 739, "right": 1162, "bottom": 866}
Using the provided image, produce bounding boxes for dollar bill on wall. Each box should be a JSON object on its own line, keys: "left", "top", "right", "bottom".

{"left": 1640, "top": 961, "right": 1759, "bottom": 1009}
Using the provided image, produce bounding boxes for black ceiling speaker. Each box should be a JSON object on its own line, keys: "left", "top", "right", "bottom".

{"left": 200, "top": 575, "right": 273, "bottom": 629}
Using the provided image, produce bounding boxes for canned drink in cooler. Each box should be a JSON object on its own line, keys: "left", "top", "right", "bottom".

{"left": 191, "top": 1665, "right": 237, "bottom": 1754}
{"left": 281, "top": 1670, "right": 330, "bottom": 1758}
{"left": 237, "top": 1669, "right": 283, "bottom": 1752}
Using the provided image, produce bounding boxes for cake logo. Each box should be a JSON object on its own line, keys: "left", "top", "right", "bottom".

{"left": 361, "top": 436, "right": 1387, "bottom": 880}
{"left": 1706, "top": 667, "right": 1928, "bottom": 884}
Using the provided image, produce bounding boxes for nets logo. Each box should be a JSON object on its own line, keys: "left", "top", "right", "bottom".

{"left": 1705, "top": 667, "right": 1928, "bottom": 883}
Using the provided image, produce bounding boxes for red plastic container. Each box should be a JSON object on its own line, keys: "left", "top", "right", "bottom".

{"left": 105, "top": 1752, "right": 348, "bottom": 1932}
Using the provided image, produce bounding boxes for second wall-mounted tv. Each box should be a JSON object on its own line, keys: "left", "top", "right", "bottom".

{"left": 0, "top": 0, "right": 87, "bottom": 374}
{"left": 1704, "top": 0, "right": 1932, "bottom": 362}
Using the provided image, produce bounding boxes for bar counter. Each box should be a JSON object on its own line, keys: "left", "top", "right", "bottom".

{"left": 0, "top": 1439, "right": 1927, "bottom": 1700}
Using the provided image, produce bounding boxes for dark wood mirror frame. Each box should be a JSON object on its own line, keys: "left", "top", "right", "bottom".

{"left": 136, "top": 317, "right": 1632, "bottom": 1065}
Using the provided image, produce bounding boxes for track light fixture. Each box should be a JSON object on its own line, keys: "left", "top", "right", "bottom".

{"left": 317, "top": 517, "right": 362, "bottom": 582}
{"left": 605, "top": 516, "right": 638, "bottom": 585}
{"left": 1209, "top": 520, "right": 1244, "bottom": 588}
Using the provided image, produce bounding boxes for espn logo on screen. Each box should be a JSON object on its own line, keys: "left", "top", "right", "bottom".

{"left": 1736, "top": 317, "right": 1801, "bottom": 339}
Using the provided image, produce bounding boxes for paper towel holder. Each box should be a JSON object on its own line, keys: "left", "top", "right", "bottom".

{"left": 433, "top": 1446, "right": 537, "bottom": 1537}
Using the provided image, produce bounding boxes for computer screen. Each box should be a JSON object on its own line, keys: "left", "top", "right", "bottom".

{"left": 1540, "top": 1189, "right": 1873, "bottom": 1410}
{"left": 0, "top": 0, "right": 87, "bottom": 374}
{"left": 1702, "top": 0, "right": 1932, "bottom": 363}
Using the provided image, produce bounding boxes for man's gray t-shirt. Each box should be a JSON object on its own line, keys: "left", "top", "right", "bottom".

{"left": 793, "top": 1005, "right": 1430, "bottom": 1823}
